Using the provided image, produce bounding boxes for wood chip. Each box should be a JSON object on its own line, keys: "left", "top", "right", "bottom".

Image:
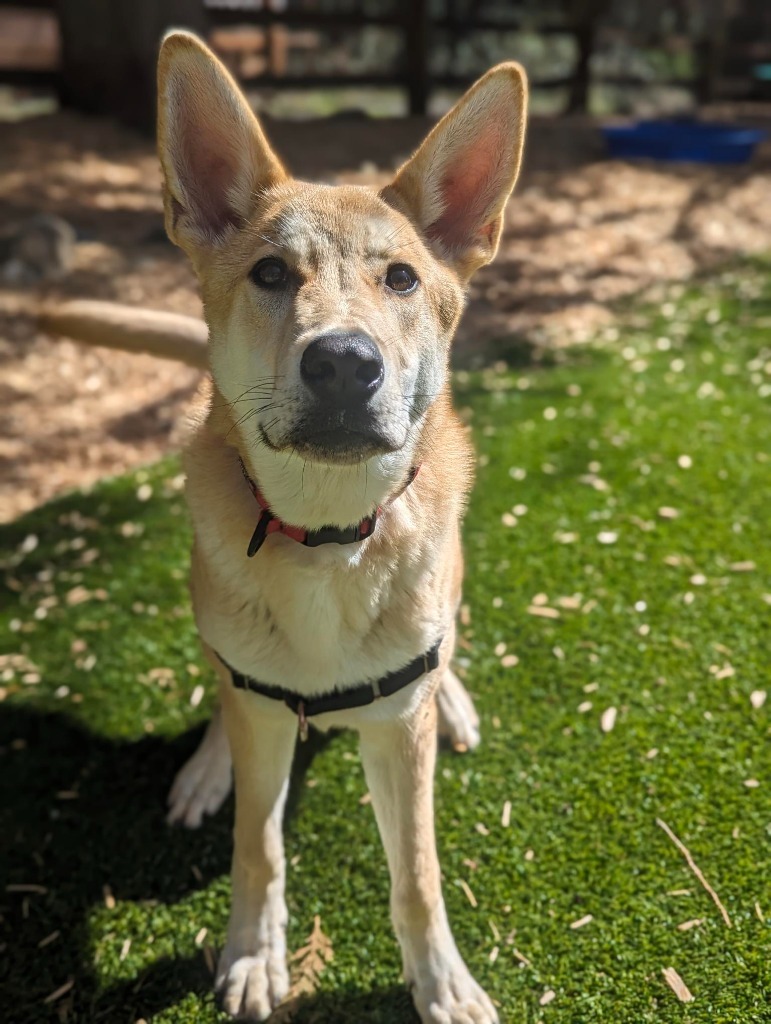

{"left": 102, "top": 884, "right": 115, "bottom": 909}
{"left": 501, "top": 654, "right": 519, "bottom": 667}
{"left": 755, "top": 901, "right": 764, "bottom": 922}
{"left": 600, "top": 706, "right": 617, "bottom": 732}
{"left": 359, "top": 792, "right": 372, "bottom": 806}
{"left": 194, "top": 927, "right": 208, "bottom": 946}
{"left": 43, "top": 979, "right": 74, "bottom": 1004}
{"left": 656, "top": 818, "right": 732, "bottom": 927}
{"left": 744, "top": 779, "right": 760, "bottom": 788}
{"left": 202, "top": 942, "right": 216, "bottom": 976}
{"left": 513, "top": 948, "right": 531, "bottom": 966}
{"left": 662, "top": 967, "right": 694, "bottom": 1002}
{"left": 527, "top": 605, "right": 560, "bottom": 619}
{"left": 501, "top": 800, "right": 512, "bottom": 828}
{"left": 539, "top": 989, "right": 556, "bottom": 1006}
{"left": 119, "top": 938, "right": 131, "bottom": 961}
{"left": 38, "top": 930, "right": 60, "bottom": 948}
{"left": 475, "top": 822, "right": 490, "bottom": 836}
{"left": 489, "top": 945, "right": 499, "bottom": 963}
{"left": 458, "top": 879, "right": 477, "bottom": 908}
{"left": 570, "top": 914, "right": 593, "bottom": 929}
{"left": 677, "top": 918, "right": 703, "bottom": 931}
{"left": 729, "top": 560, "right": 755, "bottom": 572}
{"left": 750, "top": 690, "right": 767, "bottom": 709}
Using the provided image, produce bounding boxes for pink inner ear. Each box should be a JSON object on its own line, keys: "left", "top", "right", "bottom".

{"left": 427, "top": 123, "right": 505, "bottom": 252}
{"left": 178, "top": 121, "right": 245, "bottom": 237}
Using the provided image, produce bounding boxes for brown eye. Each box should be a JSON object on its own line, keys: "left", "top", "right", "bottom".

{"left": 385, "top": 264, "right": 418, "bottom": 293}
{"left": 251, "top": 257, "right": 288, "bottom": 289}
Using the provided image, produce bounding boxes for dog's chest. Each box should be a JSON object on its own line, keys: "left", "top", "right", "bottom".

{"left": 193, "top": 538, "right": 435, "bottom": 695}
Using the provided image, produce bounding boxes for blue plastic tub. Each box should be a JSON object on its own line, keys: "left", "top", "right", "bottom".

{"left": 602, "top": 120, "right": 767, "bottom": 164}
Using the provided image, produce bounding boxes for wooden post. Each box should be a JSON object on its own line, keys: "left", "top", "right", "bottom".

{"left": 57, "top": 0, "right": 208, "bottom": 132}
{"left": 405, "top": 0, "right": 430, "bottom": 116}
{"left": 565, "top": 0, "right": 610, "bottom": 115}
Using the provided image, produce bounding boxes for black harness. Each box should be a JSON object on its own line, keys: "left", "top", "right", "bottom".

{"left": 219, "top": 640, "right": 442, "bottom": 741}
{"left": 219, "top": 460, "right": 442, "bottom": 738}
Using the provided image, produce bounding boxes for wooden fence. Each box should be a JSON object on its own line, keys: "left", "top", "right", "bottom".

{"left": 0, "top": 0, "right": 767, "bottom": 130}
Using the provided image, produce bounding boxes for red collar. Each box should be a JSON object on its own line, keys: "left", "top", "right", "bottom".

{"left": 238, "top": 458, "right": 420, "bottom": 557}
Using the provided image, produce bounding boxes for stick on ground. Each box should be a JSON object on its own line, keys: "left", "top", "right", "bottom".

{"left": 656, "top": 817, "right": 732, "bottom": 928}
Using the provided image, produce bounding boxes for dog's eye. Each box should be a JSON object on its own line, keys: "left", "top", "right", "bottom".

{"left": 251, "top": 257, "right": 288, "bottom": 289}
{"left": 385, "top": 264, "right": 418, "bottom": 293}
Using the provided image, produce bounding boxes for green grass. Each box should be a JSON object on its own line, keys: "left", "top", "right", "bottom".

{"left": 1, "top": 261, "right": 770, "bottom": 1023}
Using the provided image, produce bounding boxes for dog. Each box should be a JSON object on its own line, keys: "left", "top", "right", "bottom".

{"left": 156, "top": 31, "right": 527, "bottom": 1023}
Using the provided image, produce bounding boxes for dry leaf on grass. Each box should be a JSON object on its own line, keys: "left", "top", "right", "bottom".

{"left": 271, "top": 916, "right": 334, "bottom": 1022}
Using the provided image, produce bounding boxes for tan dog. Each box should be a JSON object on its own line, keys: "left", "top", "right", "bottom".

{"left": 156, "top": 31, "right": 527, "bottom": 1023}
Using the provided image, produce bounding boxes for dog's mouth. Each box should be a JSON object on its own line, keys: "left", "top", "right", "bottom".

{"left": 260, "top": 414, "right": 401, "bottom": 466}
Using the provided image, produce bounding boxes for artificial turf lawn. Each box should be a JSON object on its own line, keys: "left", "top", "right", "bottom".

{"left": 1, "top": 260, "right": 770, "bottom": 1024}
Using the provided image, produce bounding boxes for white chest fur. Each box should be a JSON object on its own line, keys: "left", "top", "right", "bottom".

{"left": 184, "top": 433, "right": 456, "bottom": 699}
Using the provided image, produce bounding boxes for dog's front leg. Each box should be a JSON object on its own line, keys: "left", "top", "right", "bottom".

{"left": 216, "top": 678, "right": 297, "bottom": 1021}
{"left": 360, "top": 696, "right": 499, "bottom": 1024}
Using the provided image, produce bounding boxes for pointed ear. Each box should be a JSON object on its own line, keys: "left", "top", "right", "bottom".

{"left": 382, "top": 63, "right": 527, "bottom": 281}
{"left": 157, "top": 30, "right": 285, "bottom": 250}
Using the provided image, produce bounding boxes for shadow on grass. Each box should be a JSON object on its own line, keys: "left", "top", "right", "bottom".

{"left": 1, "top": 704, "right": 390, "bottom": 1023}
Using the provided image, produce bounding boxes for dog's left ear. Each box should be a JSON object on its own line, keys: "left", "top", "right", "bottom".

{"left": 383, "top": 63, "right": 527, "bottom": 281}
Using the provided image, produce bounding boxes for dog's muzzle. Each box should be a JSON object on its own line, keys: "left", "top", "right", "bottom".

{"left": 291, "top": 331, "right": 394, "bottom": 461}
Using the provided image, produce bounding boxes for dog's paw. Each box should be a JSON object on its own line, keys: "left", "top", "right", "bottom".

{"left": 166, "top": 721, "right": 232, "bottom": 828}
{"left": 437, "top": 670, "right": 481, "bottom": 752}
{"left": 411, "top": 962, "right": 499, "bottom": 1024}
{"left": 216, "top": 947, "right": 290, "bottom": 1021}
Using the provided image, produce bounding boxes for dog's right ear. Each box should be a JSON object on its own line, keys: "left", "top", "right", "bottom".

{"left": 157, "top": 31, "right": 285, "bottom": 251}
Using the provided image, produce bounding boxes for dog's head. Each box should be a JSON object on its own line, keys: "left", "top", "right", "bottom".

{"left": 158, "top": 32, "right": 526, "bottom": 523}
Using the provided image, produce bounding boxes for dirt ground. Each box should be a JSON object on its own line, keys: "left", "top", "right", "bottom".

{"left": 2, "top": 106, "right": 770, "bottom": 522}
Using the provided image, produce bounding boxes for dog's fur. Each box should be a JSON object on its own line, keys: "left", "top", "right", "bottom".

{"left": 157, "top": 32, "right": 526, "bottom": 1023}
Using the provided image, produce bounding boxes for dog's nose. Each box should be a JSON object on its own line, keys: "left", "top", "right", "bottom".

{"left": 300, "top": 332, "right": 384, "bottom": 404}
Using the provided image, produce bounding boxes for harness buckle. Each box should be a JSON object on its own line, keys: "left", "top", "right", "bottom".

{"left": 297, "top": 701, "right": 309, "bottom": 742}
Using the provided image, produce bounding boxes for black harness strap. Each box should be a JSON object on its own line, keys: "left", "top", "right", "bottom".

{"left": 218, "top": 639, "right": 442, "bottom": 737}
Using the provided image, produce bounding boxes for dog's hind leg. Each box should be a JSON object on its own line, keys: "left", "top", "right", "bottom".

{"left": 436, "top": 668, "right": 481, "bottom": 752}
{"left": 167, "top": 703, "right": 233, "bottom": 828}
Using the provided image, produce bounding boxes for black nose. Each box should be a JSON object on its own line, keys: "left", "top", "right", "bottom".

{"left": 301, "top": 332, "right": 384, "bottom": 404}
